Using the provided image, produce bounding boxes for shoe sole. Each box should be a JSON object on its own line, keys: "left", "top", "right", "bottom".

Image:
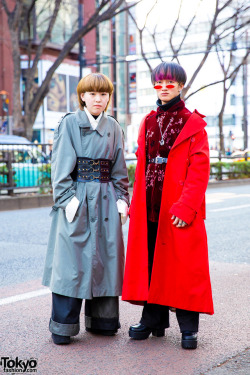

{"left": 181, "top": 339, "right": 197, "bottom": 349}
{"left": 129, "top": 329, "right": 151, "bottom": 340}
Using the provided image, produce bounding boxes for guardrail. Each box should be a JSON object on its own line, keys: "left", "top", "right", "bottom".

{"left": 0, "top": 143, "right": 52, "bottom": 195}
{"left": 0, "top": 144, "right": 249, "bottom": 195}
{"left": 125, "top": 154, "right": 250, "bottom": 185}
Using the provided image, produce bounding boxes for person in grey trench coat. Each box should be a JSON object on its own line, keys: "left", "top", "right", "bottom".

{"left": 42, "top": 73, "right": 129, "bottom": 345}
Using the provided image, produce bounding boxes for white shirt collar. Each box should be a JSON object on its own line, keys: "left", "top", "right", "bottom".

{"left": 84, "top": 107, "right": 103, "bottom": 130}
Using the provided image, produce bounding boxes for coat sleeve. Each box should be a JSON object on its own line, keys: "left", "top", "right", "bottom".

{"left": 169, "top": 129, "right": 210, "bottom": 224}
{"left": 51, "top": 116, "right": 77, "bottom": 210}
{"left": 111, "top": 124, "right": 130, "bottom": 205}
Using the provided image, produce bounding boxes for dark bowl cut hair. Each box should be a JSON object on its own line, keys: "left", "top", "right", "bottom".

{"left": 151, "top": 62, "right": 187, "bottom": 85}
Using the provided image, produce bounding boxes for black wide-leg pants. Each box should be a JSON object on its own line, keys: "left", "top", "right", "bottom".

{"left": 140, "top": 220, "right": 199, "bottom": 333}
{"left": 49, "top": 293, "right": 120, "bottom": 337}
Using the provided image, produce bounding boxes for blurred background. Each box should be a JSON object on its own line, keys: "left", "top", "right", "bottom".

{"left": 0, "top": 0, "right": 249, "bottom": 193}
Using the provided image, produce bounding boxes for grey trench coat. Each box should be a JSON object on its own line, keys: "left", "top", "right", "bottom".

{"left": 42, "top": 109, "right": 129, "bottom": 299}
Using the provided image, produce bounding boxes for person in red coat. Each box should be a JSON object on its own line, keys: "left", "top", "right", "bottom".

{"left": 122, "top": 62, "right": 214, "bottom": 349}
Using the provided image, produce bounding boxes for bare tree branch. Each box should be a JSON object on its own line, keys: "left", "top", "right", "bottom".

{"left": 30, "top": 0, "right": 141, "bottom": 115}
{"left": 185, "top": 49, "right": 250, "bottom": 101}
{"left": 29, "top": 0, "right": 62, "bottom": 79}
{"left": 1, "top": 0, "right": 11, "bottom": 17}
{"left": 169, "top": 0, "right": 183, "bottom": 63}
{"left": 19, "top": 0, "right": 36, "bottom": 33}
{"left": 128, "top": 0, "right": 158, "bottom": 74}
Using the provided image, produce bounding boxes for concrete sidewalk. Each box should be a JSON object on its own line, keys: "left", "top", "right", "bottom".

{"left": 204, "top": 349, "right": 250, "bottom": 375}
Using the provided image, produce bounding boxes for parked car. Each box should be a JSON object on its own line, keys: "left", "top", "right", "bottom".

{"left": 0, "top": 135, "right": 50, "bottom": 188}
{"left": 231, "top": 149, "right": 250, "bottom": 162}
{"left": 209, "top": 149, "right": 232, "bottom": 163}
{"left": 0, "top": 135, "right": 48, "bottom": 163}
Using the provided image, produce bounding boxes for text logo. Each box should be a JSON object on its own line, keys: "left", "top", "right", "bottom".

{"left": 0, "top": 356, "right": 38, "bottom": 373}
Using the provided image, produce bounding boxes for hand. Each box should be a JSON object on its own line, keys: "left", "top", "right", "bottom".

{"left": 171, "top": 215, "right": 187, "bottom": 228}
{"left": 116, "top": 199, "right": 128, "bottom": 225}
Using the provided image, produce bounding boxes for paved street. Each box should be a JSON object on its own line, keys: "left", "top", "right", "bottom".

{"left": 0, "top": 183, "right": 249, "bottom": 374}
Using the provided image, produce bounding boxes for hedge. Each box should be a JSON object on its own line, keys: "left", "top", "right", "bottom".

{"left": 127, "top": 161, "right": 250, "bottom": 186}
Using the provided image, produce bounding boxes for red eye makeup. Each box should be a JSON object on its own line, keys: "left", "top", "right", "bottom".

{"left": 154, "top": 84, "right": 176, "bottom": 90}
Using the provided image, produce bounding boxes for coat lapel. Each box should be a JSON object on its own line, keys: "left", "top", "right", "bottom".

{"left": 75, "top": 109, "right": 91, "bottom": 128}
{"left": 171, "top": 111, "right": 207, "bottom": 151}
{"left": 75, "top": 109, "right": 107, "bottom": 137}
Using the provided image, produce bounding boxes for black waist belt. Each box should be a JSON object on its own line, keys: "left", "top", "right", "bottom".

{"left": 71, "top": 157, "right": 112, "bottom": 183}
{"left": 147, "top": 157, "right": 168, "bottom": 164}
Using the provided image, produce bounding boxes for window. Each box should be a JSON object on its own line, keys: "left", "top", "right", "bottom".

{"left": 230, "top": 94, "right": 236, "bottom": 106}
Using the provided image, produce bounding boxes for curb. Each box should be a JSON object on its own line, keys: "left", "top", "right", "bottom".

{"left": 0, "top": 179, "right": 249, "bottom": 212}
{"left": 207, "top": 178, "right": 250, "bottom": 189}
{"left": 0, "top": 194, "right": 53, "bottom": 211}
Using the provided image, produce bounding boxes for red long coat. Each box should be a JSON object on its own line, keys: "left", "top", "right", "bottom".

{"left": 122, "top": 110, "right": 214, "bottom": 315}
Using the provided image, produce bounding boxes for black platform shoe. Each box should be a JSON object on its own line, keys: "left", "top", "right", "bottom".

{"left": 86, "top": 327, "right": 117, "bottom": 336}
{"left": 129, "top": 323, "right": 165, "bottom": 340}
{"left": 181, "top": 331, "right": 198, "bottom": 349}
{"left": 52, "top": 333, "right": 70, "bottom": 345}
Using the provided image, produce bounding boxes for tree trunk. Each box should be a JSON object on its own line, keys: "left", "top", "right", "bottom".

{"left": 218, "top": 111, "right": 225, "bottom": 154}
{"left": 218, "top": 84, "right": 227, "bottom": 154}
{"left": 9, "top": 29, "right": 23, "bottom": 135}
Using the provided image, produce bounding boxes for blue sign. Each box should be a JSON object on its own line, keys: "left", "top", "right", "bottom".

{"left": 0, "top": 121, "right": 7, "bottom": 134}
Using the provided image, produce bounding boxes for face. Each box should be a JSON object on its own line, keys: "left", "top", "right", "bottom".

{"left": 81, "top": 91, "right": 110, "bottom": 116}
{"left": 154, "top": 79, "right": 184, "bottom": 104}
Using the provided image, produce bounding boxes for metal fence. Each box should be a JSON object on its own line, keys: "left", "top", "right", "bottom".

{"left": 0, "top": 143, "right": 249, "bottom": 195}
{"left": 0, "top": 143, "right": 52, "bottom": 195}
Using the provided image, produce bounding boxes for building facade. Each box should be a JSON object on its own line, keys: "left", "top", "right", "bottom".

{"left": 125, "top": 3, "right": 249, "bottom": 153}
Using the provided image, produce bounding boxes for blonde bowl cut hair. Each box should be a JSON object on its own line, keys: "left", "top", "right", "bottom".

{"left": 77, "top": 73, "right": 114, "bottom": 111}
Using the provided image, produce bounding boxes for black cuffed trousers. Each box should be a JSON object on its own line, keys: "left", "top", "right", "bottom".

{"left": 49, "top": 293, "right": 120, "bottom": 337}
{"left": 140, "top": 220, "right": 199, "bottom": 333}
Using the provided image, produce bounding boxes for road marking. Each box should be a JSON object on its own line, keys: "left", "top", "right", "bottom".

{"left": 0, "top": 288, "right": 50, "bottom": 306}
{"left": 209, "top": 204, "right": 250, "bottom": 212}
{"left": 206, "top": 193, "right": 250, "bottom": 204}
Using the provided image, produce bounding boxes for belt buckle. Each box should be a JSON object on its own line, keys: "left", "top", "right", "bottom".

{"left": 155, "top": 156, "right": 162, "bottom": 164}
{"left": 89, "top": 160, "right": 99, "bottom": 166}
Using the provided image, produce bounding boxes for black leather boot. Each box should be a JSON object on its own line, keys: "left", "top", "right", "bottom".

{"left": 129, "top": 323, "right": 165, "bottom": 340}
{"left": 181, "top": 331, "right": 198, "bottom": 349}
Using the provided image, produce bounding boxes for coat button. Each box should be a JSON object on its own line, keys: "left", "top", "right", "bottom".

{"left": 104, "top": 218, "right": 108, "bottom": 222}
{"left": 91, "top": 218, "right": 96, "bottom": 222}
{"left": 191, "top": 137, "right": 195, "bottom": 142}
{"left": 179, "top": 180, "right": 184, "bottom": 186}
{"left": 103, "top": 195, "right": 107, "bottom": 200}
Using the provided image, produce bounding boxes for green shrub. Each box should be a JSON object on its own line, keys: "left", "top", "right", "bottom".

{"left": 127, "top": 164, "right": 136, "bottom": 187}
{"left": 210, "top": 161, "right": 250, "bottom": 180}
{"left": 127, "top": 161, "right": 250, "bottom": 185}
{"left": 0, "top": 164, "right": 17, "bottom": 186}
{"left": 37, "top": 163, "right": 52, "bottom": 193}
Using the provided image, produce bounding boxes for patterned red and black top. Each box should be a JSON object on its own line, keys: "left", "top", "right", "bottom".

{"left": 145, "top": 99, "right": 192, "bottom": 222}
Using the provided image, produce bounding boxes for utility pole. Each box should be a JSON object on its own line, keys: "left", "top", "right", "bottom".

{"left": 78, "top": 0, "right": 84, "bottom": 80}
{"left": 112, "top": 15, "right": 117, "bottom": 120}
{"left": 242, "top": 32, "right": 248, "bottom": 150}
